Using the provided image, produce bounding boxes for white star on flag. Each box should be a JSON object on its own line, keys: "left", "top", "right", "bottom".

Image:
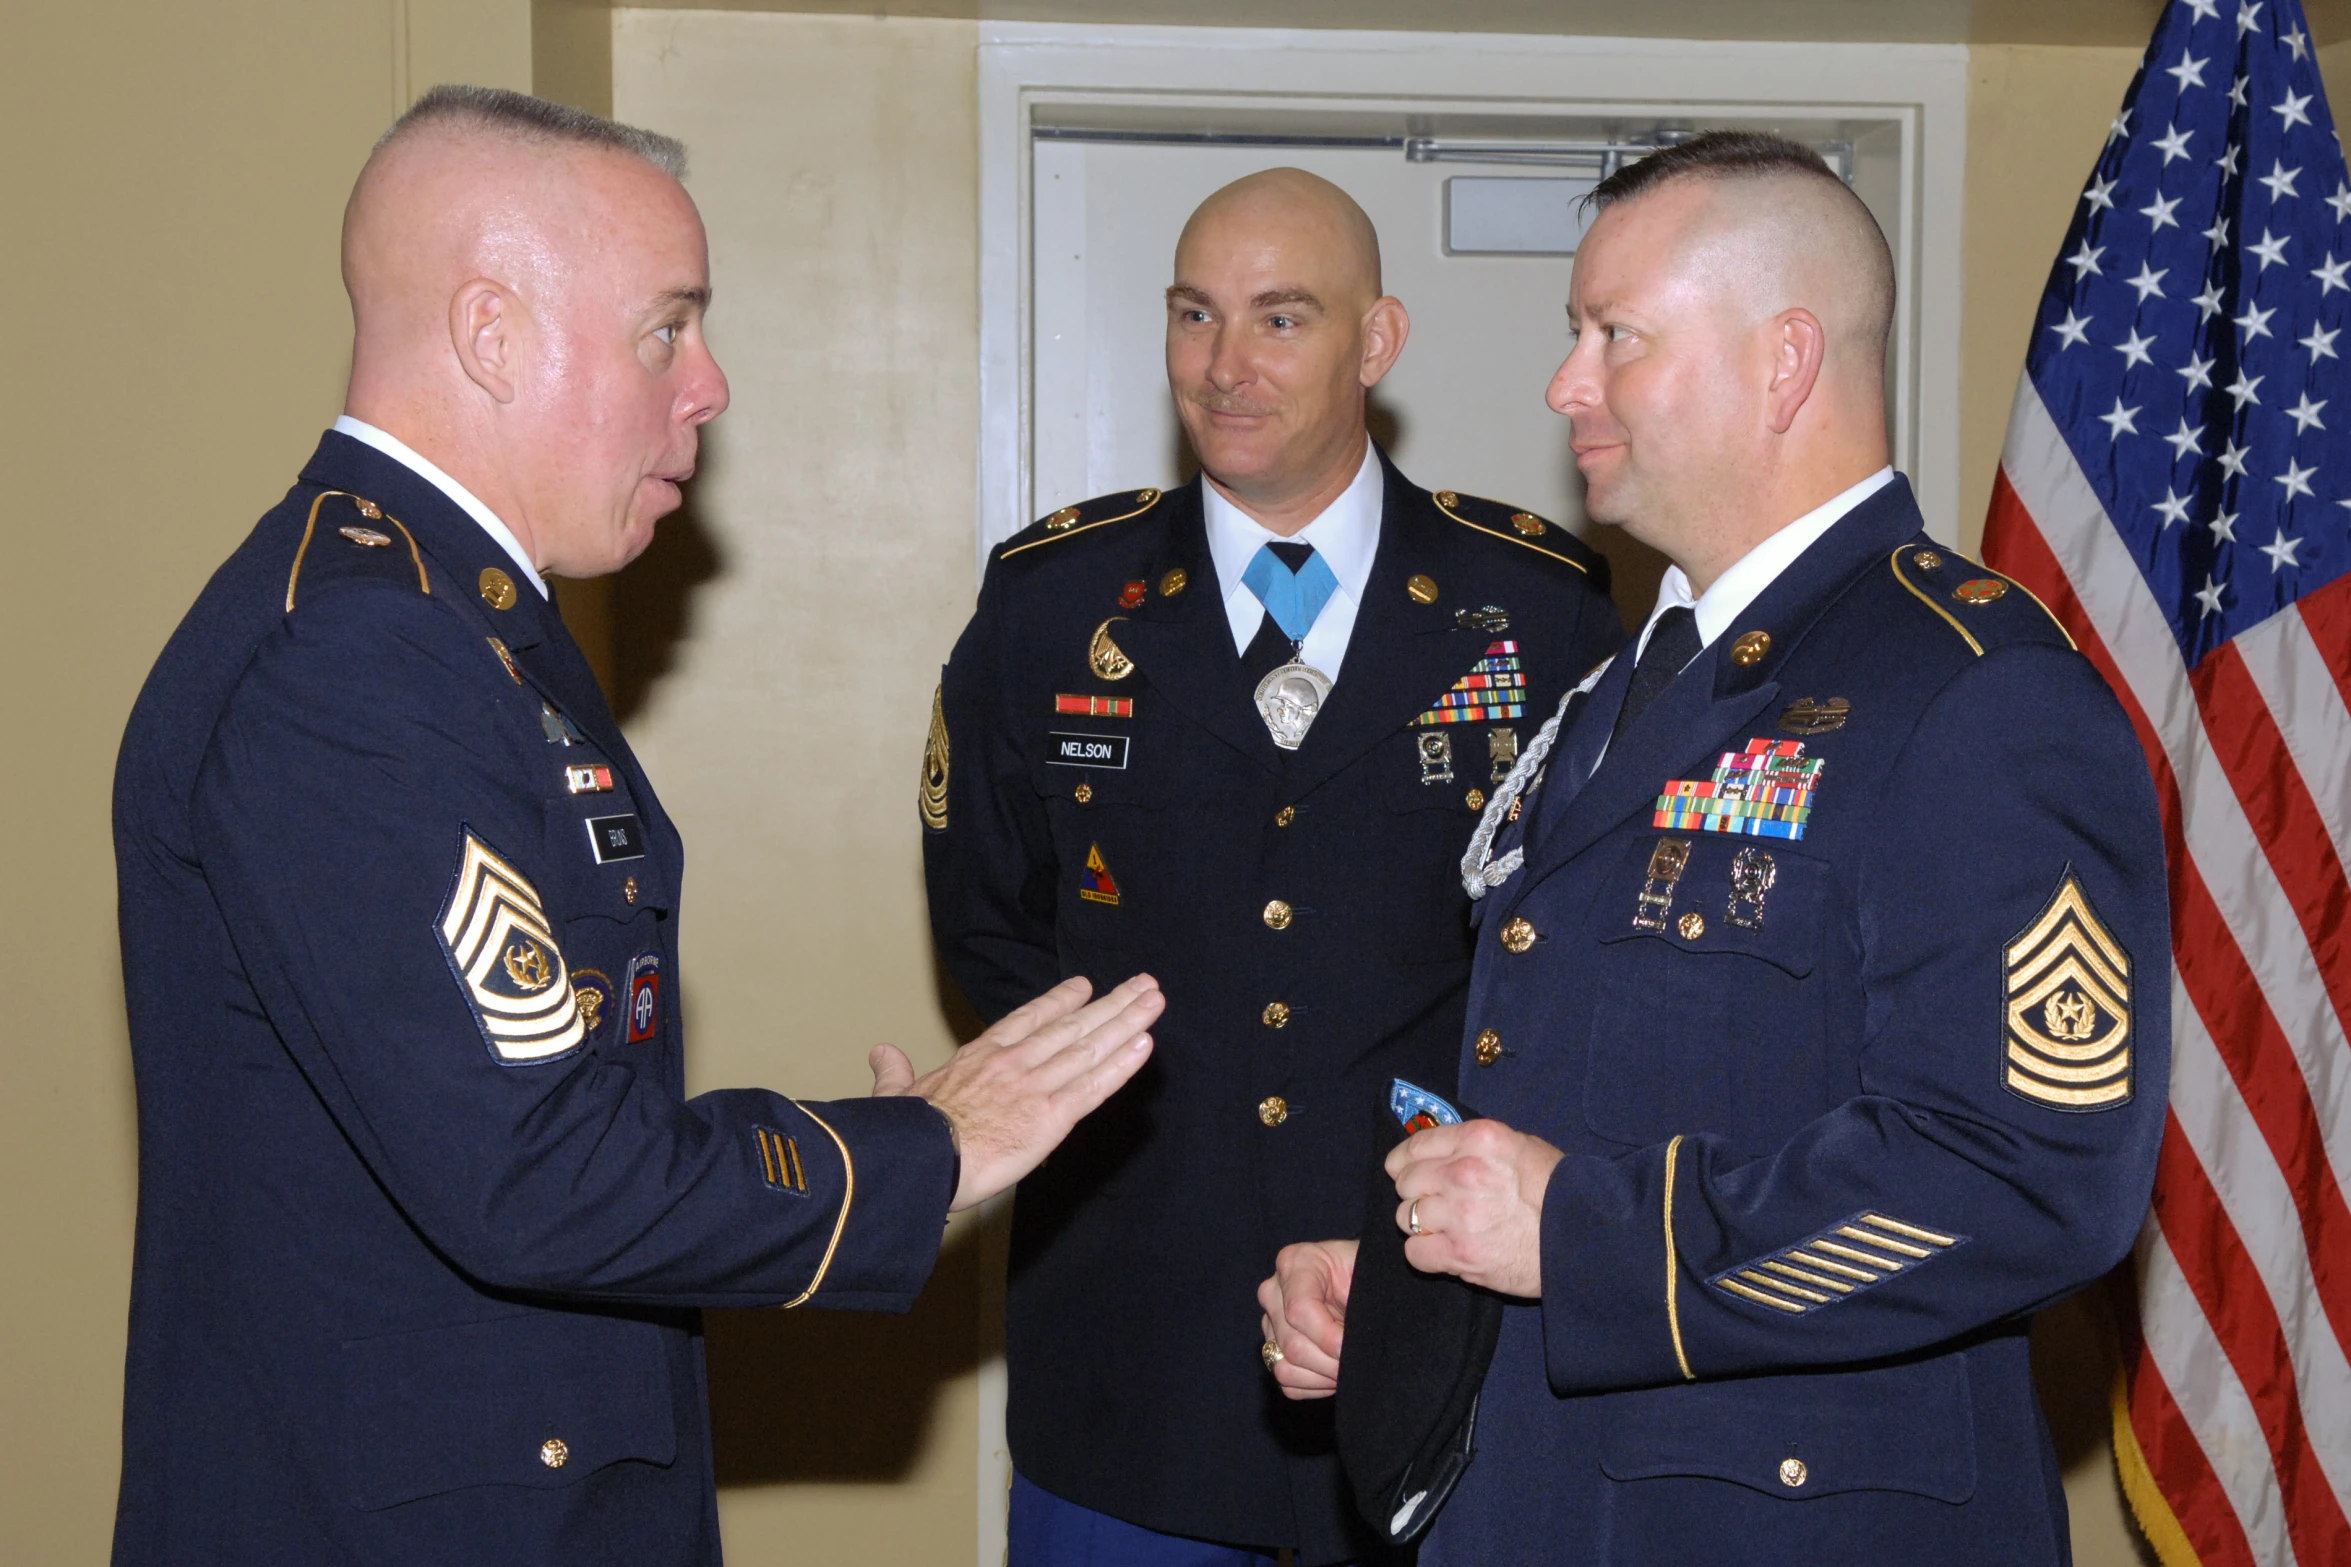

{"left": 2258, "top": 160, "right": 2302, "bottom": 202}
{"left": 2258, "top": 529, "right": 2303, "bottom": 570}
{"left": 2285, "top": 393, "right": 2328, "bottom": 432}
{"left": 2099, "top": 397, "right": 2141, "bottom": 438}
{"left": 2275, "top": 458, "right": 2318, "bottom": 500}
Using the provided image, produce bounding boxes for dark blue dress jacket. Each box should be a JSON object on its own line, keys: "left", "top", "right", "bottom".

{"left": 111, "top": 431, "right": 959, "bottom": 1565}
{"left": 924, "top": 456, "right": 1623, "bottom": 1561}
{"left": 1422, "top": 477, "right": 2169, "bottom": 1566}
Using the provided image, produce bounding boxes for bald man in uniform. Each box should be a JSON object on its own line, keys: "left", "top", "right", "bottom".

{"left": 924, "top": 169, "right": 1620, "bottom": 1564}
{"left": 1258, "top": 132, "right": 2167, "bottom": 1566}
{"left": 111, "top": 86, "right": 1162, "bottom": 1566}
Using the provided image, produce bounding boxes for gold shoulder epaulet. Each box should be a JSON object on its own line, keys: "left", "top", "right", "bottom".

{"left": 1001, "top": 487, "right": 1165, "bottom": 559}
{"left": 1885, "top": 544, "right": 2076, "bottom": 659}
{"left": 285, "top": 490, "right": 430, "bottom": 611}
{"left": 1430, "top": 489, "right": 1590, "bottom": 575}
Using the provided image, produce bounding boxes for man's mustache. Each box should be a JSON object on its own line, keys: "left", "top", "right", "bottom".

{"left": 1186, "top": 391, "right": 1281, "bottom": 418}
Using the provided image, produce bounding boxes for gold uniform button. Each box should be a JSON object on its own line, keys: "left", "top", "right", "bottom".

{"left": 1912, "top": 549, "right": 1943, "bottom": 571}
{"left": 1730, "top": 630, "right": 1771, "bottom": 666}
{"left": 1954, "top": 577, "right": 2009, "bottom": 604}
{"left": 1509, "top": 511, "right": 1546, "bottom": 536}
{"left": 1274, "top": 805, "right": 1296, "bottom": 828}
{"left": 478, "top": 566, "right": 519, "bottom": 611}
{"left": 355, "top": 497, "right": 384, "bottom": 520}
{"left": 541, "top": 1438, "right": 570, "bottom": 1469}
{"left": 1045, "top": 506, "right": 1082, "bottom": 531}
{"left": 623, "top": 876, "right": 639, "bottom": 906}
{"left": 1074, "top": 782, "right": 1093, "bottom": 804}
{"left": 1263, "top": 899, "right": 1294, "bottom": 931}
{"left": 1262, "top": 1001, "right": 1291, "bottom": 1029}
{"left": 1258, "top": 1095, "right": 1289, "bottom": 1127}
{"left": 1679, "top": 912, "right": 1706, "bottom": 940}
{"left": 1406, "top": 574, "right": 1439, "bottom": 605}
{"left": 1159, "top": 567, "right": 1188, "bottom": 597}
{"left": 1499, "top": 916, "right": 1537, "bottom": 954}
{"left": 1465, "top": 788, "right": 1486, "bottom": 811}
{"left": 1778, "top": 1457, "right": 1808, "bottom": 1488}
{"left": 1473, "top": 1028, "right": 1503, "bottom": 1067}
{"left": 1434, "top": 490, "right": 1460, "bottom": 508}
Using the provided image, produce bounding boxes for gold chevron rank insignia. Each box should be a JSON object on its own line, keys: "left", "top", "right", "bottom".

{"left": 2003, "top": 870, "right": 2132, "bottom": 1110}
{"left": 437, "top": 831, "right": 585, "bottom": 1064}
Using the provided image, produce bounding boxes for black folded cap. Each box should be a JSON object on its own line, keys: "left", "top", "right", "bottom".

{"left": 1332, "top": 1101, "right": 1505, "bottom": 1544}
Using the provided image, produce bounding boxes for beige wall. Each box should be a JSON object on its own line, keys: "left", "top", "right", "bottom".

{"left": 9, "top": 3, "right": 2341, "bottom": 1563}
{"left": 607, "top": 10, "right": 990, "bottom": 1561}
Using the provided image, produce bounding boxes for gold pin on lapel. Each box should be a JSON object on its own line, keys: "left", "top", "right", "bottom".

{"left": 479, "top": 566, "right": 518, "bottom": 611}
{"left": 1088, "top": 619, "right": 1135, "bottom": 680}
{"left": 1160, "top": 567, "right": 1188, "bottom": 597}
{"left": 1730, "top": 630, "right": 1772, "bottom": 666}
{"left": 1406, "top": 574, "right": 1439, "bottom": 604}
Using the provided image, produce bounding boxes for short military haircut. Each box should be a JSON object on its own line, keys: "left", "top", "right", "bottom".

{"left": 1590, "top": 129, "right": 1896, "bottom": 365}
{"left": 379, "top": 84, "right": 687, "bottom": 181}
{"left": 1589, "top": 130, "right": 1842, "bottom": 211}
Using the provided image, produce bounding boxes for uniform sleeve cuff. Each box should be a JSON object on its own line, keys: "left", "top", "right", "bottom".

{"left": 1538, "top": 1141, "right": 1696, "bottom": 1394}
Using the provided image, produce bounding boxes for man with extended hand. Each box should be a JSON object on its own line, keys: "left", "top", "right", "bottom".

{"left": 926, "top": 169, "right": 1619, "bottom": 1564}
{"left": 111, "top": 87, "right": 1160, "bottom": 1566}
{"left": 1260, "top": 132, "right": 2167, "bottom": 1565}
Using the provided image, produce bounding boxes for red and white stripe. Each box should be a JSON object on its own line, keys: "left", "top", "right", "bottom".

{"left": 1986, "top": 372, "right": 2351, "bottom": 1566}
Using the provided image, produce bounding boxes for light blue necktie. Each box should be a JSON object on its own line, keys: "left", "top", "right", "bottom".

{"left": 1241, "top": 542, "right": 1341, "bottom": 643}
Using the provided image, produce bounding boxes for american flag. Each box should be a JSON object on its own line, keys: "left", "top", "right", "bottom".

{"left": 1980, "top": 1, "right": 2351, "bottom": 1561}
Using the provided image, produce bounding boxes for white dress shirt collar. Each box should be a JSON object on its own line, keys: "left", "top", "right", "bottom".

{"left": 331, "top": 415, "right": 549, "bottom": 600}
{"left": 1202, "top": 438, "right": 1384, "bottom": 680}
{"left": 1633, "top": 467, "right": 1896, "bottom": 661}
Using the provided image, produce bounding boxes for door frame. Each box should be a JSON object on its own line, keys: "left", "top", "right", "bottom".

{"left": 971, "top": 18, "right": 1969, "bottom": 1557}
{"left": 978, "top": 20, "right": 1970, "bottom": 577}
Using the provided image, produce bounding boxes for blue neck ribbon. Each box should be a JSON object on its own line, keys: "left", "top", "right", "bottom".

{"left": 1240, "top": 544, "right": 1341, "bottom": 643}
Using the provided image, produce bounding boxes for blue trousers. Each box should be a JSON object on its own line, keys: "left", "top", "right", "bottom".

{"left": 1009, "top": 1472, "right": 1286, "bottom": 1567}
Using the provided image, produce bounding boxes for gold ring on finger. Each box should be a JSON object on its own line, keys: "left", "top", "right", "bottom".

{"left": 1261, "top": 1339, "right": 1284, "bottom": 1370}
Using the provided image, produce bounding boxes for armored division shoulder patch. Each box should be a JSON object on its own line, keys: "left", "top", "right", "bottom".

{"left": 2004, "top": 870, "right": 2133, "bottom": 1109}
{"left": 437, "top": 831, "right": 584, "bottom": 1064}
{"left": 919, "top": 684, "right": 950, "bottom": 832}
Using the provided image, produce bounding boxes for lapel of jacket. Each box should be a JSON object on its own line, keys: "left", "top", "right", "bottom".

{"left": 1280, "top": 457, "right": 1488, "bottom": 800}
{"left": 1109, "top": 482, "right": 1286, "bottom": 773}
{"left": 1501, "top": 475, "right": 1928, "bottom": 909}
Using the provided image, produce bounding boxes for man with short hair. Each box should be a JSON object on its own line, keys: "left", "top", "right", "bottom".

{"left": 925, "top": 168, "right": 1620, "bottom": 1564}
{"left": 112, "top": 86, "right": 1161, "bottom": 1566}
{"left": 1260, "top": 132, "right": 2168, "bottom": 1565}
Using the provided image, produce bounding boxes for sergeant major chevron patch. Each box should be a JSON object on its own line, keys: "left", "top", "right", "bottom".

{"left": 436, "top": 830, "right": 584, "bottom": 1065}
{"left": 2003, "top": 869, "right": 2133, "bottom": 1110}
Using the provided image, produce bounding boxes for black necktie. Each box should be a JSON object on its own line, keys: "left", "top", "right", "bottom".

{"left": 1609, "top": 605, "right": 1702, "bottom": 748}
{"left": 1241, "top": 541, "right": 1318, "bottom": 683}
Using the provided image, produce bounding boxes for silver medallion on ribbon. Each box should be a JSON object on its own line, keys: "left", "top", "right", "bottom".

{"left": 1254, "top": 658, "right": 1332, "bottom": 750}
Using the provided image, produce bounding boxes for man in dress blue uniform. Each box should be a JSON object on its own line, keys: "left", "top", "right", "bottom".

{"left": 111, "top": 87, "right": 1162, "bottom": 1566}
{"left": 1259, "top": 133, "right": 2168, "bottom": 1565}
{"left": 924, "top": 169, "right": 1621, "bottom": 1565}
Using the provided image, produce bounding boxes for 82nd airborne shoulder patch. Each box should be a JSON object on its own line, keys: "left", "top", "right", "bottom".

{"left": 2003, "top": 869, "right": 2132, "bottom": 1110}
{"left": 437, "top": 831, "right": 584, "bottom": 1065}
